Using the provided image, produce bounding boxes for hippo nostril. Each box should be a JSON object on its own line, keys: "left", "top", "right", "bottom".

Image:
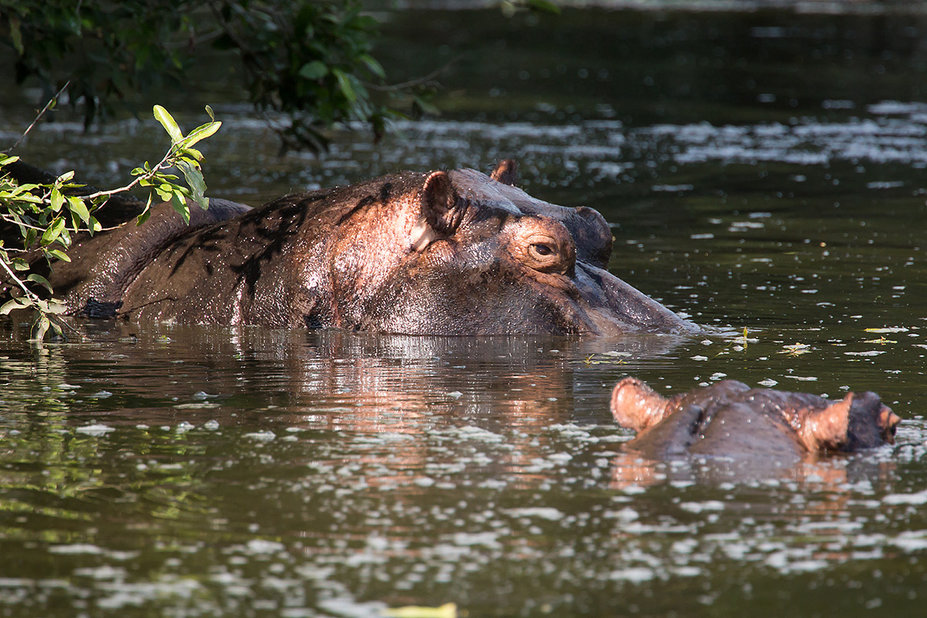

{"left": 573, "top": 206, "right": 613, "bottom": 268}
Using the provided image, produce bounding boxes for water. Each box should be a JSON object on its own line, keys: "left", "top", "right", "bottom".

{"left": 2, "top": 5, "right": 927, "bottom": 616}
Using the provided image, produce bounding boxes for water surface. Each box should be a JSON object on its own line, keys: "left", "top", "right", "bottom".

{"left": 2, "top": 6, "right": 927, "bottom": 617}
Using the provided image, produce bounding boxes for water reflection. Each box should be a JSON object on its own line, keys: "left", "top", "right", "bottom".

{"left": 610, "top": 448, "right": 898, "bottom": 490}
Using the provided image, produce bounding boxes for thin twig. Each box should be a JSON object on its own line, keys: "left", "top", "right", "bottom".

{"left": 79, "top": 144, "right": 178, "bottom": 203}
{"left": 5, "top": 81, "right": 71, "bottom": 154}
{"left": 0, "top": 255, "right": 43, "bottom": 305}
{"left": 364, "top": 58, "right": 457, "bottom": 92}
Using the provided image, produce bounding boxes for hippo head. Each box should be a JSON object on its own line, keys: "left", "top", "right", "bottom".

{"left": 322, "top": 160, "right": 697, "bottom": 336}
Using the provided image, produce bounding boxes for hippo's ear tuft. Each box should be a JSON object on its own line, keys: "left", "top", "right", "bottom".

{"left": 490, "top": 159, "right": 519, "bottom": 186}
{"left": 420, "top": 171, "right": 464, "bottom": 238}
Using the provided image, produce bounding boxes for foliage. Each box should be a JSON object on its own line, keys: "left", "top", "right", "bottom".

{"left": 0, "top": 0, "right": 417, "bottom": 151}
{"left": 0, "top": 105, "right": 220, "bottom": 340}
{"left": 1, "top": 1, "right": 558, "bottom": 152}
{"left": 209, "top": 0, "right": 400, "bottom": 151}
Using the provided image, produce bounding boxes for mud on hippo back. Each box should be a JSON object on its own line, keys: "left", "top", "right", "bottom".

{"left": 31, "top": 160, "right": 699, "bottom": 336}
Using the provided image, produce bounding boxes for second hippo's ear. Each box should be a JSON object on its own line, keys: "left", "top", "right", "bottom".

{"left": 412, "top": 171, "right": 465, "bottom": 251}
{"left": 490, "top": 159, "right": 519, "bottom": 185}
{"left": 610, "top": 377, "right": 673, "bottom": 433}
{"left": 797, "top": 394, "right": 853, "bottom": 452}
{"left": 799, "top": 392, "right": 902, "bottom": 452}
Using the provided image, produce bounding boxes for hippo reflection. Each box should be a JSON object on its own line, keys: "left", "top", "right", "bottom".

{"left": 26, "top": 160, "right": 697, "bottom": 335}
{"left": 610, "top": 378, "right": 901, "bottom": 462}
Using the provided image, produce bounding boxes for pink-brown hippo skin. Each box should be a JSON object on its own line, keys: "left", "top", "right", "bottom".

{"left": 610, "top": 378, "right": 900, "bottom": 461}
{"left": 12, "top": 160, "right": 698, "bottom": 336}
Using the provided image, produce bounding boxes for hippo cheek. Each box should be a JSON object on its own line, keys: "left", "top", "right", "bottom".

{"left": 354, "top": 254, "right": 596, "bottom": 335}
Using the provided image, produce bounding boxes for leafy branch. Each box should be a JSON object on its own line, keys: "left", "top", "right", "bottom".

{"left": 0, "top": 105, "right": 221, "bottom": 340}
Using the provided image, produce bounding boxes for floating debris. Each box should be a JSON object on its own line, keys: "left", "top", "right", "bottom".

{"left": 75, "top": 424, "right": 115, "bottom": 437}
{"left": 781, "top": 343, "right": 811, "bottom": 356}
{"left": 384, "top": 602, "right": 457, "bottom": 618}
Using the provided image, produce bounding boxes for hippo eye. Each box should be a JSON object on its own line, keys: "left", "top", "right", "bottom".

{"left": 509, "top": 219, "right": 576, "bottom": 275}
{"left": 530, "top": 243, "right": 555, "bottom": 258}
{"left": 523, "top": 238, "right": 566, "bottom": 273}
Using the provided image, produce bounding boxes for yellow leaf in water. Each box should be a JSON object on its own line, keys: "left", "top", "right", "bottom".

{"left": 781, "top": 343, "right": 810, "bottom": 356}
{"left": 383, "top": 602, "right": 457, "bottom": 618}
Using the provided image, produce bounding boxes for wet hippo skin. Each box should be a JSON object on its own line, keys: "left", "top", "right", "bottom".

{"left": 18, "top": 160, "right": 699, "bottom": 336}
{"left": 610, "top": 378, "right": 901, "bottom": 461}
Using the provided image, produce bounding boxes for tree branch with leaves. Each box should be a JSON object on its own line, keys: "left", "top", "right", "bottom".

{"left": 0, "top": 105, "right": 221, "bottom": 340}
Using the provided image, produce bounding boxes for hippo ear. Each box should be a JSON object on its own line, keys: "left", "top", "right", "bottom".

{"left": 878, "top": 404, "right": 902, "bottom": 443}
{"left": 797, "top": 394, "right": 852, "bottom": 452}
{"left": 412, "top": 171, "right": 464, "bottom": 251}
{"left": 610, "top": 377, "right": 673, "bottom": 433}
{"left": 490, "top": 159, "right": 519, "bottom": 185}
{"left": 799, "top": 392, "right": 903, "bottom": 452}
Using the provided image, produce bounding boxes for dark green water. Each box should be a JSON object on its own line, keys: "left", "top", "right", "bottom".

{"left": 2, "top": 5, "right": 927, "bottom": 617}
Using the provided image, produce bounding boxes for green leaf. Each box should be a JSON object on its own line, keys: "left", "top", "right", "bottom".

{"left": 153, "top": 104, "right": 183, "bottom": 144}
{"left": 0, "top": 298, "right": 28, "bottom": 315}
{"left": 136, "top": 193, "right": 153, "bottom": 226}
{"left": 359, "top": 54, "right": 385, "bottom": 79}
{"left": 8, "top": 15, "right": 23, "bottom": 55}
{"left": 31, "top": 315, "right": 51, "bottom": 342}
{"left": 47, "top": 248, "right": 71, "bottom": 262}
{"left": 155, "top": 185, "right": 173, "bottom": 202}
{"left": 67, "top": 196, "right": 91, "bottom": 224}
{"left": 176, "top": 160, "right": 206, "bottom": 201}
{"left": 299, "top": 60, "right": 329, "bottom": 80}
{"left": 180, "top": 147, "right": 204, "bottom": 162}
{"left": 26, "top": 273, "right": 53, "bottom": 294}
{"left": 413, "top": 96, "right": 441, "bottom": 116}
{"left": 10, "top": 258, "right": 29, "bottom": 271}
{"left": 170, "top": 192, "right": 190, "bottom": 224}
{"left": 332, "top": 69, "right": 357, "bottom": 103}
{"left": 56, "top": 170, "right": 75, "bottom": 183}
{"left": 44, "top": 299, "right": 69, "bottom": 315}
{"left": 50, "top": 188, "right": 65, "bottom": 212}
{"left": 179, "top": 120, "right": 221, "bottom": 149}
{"left": 41, "top": 217, "right": 66, "bottom": 246}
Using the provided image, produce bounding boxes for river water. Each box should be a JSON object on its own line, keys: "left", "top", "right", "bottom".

{"left": 2, "top": 5, "right": 927, "bottom": 617}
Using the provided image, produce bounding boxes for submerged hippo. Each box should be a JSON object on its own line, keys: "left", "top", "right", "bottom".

{"left": 610, "top": 378, "right": 900, "bottom": 461}
{"left": 14, "top": 160, "right": 697, "bottom": 336}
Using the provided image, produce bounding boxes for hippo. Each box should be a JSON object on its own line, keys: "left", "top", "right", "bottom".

{"left": 610, "top": 378, "right": 900, "bottom": 462}
{"left": 7, "top": 160, "right": 698, "bottom": 336}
